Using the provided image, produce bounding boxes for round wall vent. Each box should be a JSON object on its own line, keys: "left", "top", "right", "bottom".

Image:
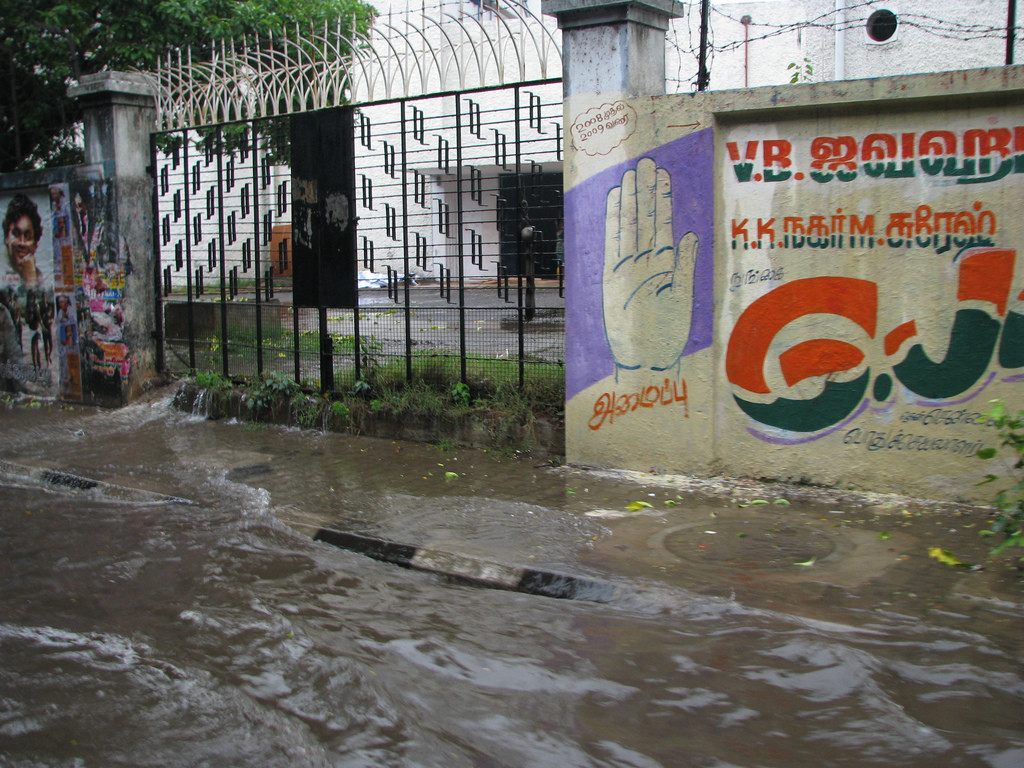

{"left": 866, "top": 9, "right": 899, "bottom": 42}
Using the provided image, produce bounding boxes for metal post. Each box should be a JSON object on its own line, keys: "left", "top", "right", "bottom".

{"left": 150, "top": 133, "right": 165, "bottom": 373}
{"left": 455, "top": 93, "right": 468, "bottom": 383}
{"left": 697, "top": 0, "right": 711, "bottom": 91}
{"left": 1008, "top": 0, "right": 1017, "bottom": 66}
{"left": 292, "top": 302, "right": 301, "bottom": 383}
{"left": 215, "top": 126, "right": 230, "bottom": 377}
{"left": 400, "top": 102, "right": 413, "bottom": 383}
{"left": 251, "top": 121, "right": 264, "bottom": 376}
{"left": 319, "top": 306, "right": 333, "bottom": 391}
{"left": 514, "top": 87, "right": 525, "bottom": 389}
{"left": 183, "top": 132, "right": 196, "bottom": 370}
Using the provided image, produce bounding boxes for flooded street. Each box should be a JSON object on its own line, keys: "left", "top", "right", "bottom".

{"left": 1, "top": 390, "right": 1023, "bottom": 767}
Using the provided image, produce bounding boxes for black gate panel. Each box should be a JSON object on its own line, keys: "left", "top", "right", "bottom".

{"left": 291, "top": 107, "right": 357, "bottom": 308}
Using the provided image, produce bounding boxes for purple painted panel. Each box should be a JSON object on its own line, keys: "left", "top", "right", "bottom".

{"left": 565, "top": 128, "right": 714, "bottom": 400}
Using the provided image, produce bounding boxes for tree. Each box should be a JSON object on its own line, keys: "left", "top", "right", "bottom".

{"left": 0, "top": 0, "right": 376, "bottom": 172}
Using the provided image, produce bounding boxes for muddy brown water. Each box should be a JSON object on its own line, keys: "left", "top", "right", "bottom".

{"left": 1, "top": 389, "right": 1022, "bottom": 767}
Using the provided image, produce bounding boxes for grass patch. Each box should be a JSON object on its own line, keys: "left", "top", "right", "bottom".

{"left": 185, "top": 355, "right": 563, "bottom": 455}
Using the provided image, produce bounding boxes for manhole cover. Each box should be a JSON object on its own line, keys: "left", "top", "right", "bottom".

{"left": 660, "top": 521, "right": 837, "bottom": 569}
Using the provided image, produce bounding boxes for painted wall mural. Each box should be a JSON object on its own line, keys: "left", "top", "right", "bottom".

{"left": 565, "top": 82, "right": 1024, "bottom": 500}
{"left": 0, "top": 169, "right": 125, "bottom": 401}
{"left": 722, "top": 111, "right": 1024, "bottom": 473}
{"left": 565, "top": 128, "right": 714, "bottom": 424}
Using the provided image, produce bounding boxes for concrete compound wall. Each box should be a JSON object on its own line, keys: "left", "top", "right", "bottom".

{"left": 563, "top": 65, "right": 1024, "bottom": 503}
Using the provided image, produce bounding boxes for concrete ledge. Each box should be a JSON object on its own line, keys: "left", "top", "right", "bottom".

{"left": 543, "top": 0, "right": 684, "bottom": 30}
{"left": 704, "top": 65, "right": 1024, "bottom": 122}
{"left": 68, "top": 71, "right": 156, "bottom": 101}
{"left": 0, "top": 459, "right": 193, "bottom": 505}
{"left": 172, "top": 381, "right": 565, "bottom": 460}
{"left": 313, "top": 526, "right": 617, "bottom": 602}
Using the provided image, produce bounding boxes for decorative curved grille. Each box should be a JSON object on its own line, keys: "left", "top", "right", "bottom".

{"left": 145, "top": 1, "right": 561, "bottom": 130}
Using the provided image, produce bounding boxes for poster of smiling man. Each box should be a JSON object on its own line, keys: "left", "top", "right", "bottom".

{"left": 1, "top": 189, "right": 59, "bottom": 396}
{"left": 0, "top": 171, "right": 123, "bottom": 402}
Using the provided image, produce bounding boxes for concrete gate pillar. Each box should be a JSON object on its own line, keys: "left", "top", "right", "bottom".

{"left": 541, "top": 1, "right": 692, "bottom": 471}
{"left": 68, "top": 71, "right": 158, "bottom": 402}
{"left": 541, "top": 0, "right": 685, "bottom": 97}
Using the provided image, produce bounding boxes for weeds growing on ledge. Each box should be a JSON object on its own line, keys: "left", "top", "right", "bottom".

{"left": 186, "top": 366, "right": 563, "bottom": 456}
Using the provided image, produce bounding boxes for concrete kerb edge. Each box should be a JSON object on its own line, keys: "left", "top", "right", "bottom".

{"left": 0, "top": 459, "right": 194, "bottom": 505}
{"left": 313, "top": 526, "right": 617, "bottom": 603}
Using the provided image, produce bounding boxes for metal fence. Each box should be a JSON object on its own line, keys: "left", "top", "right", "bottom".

{"left": 152, "top": 81, "right": 565, "bottom": 395}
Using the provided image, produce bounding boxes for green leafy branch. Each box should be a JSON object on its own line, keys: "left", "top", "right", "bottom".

{"left": 975, "top": 400, "right": 1024, "bottom": 560}
{"left": 787, "top": 57, "right": 814, "bottom": 84}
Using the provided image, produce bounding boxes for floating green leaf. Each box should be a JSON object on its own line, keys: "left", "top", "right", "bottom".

{"left": 877, "top": 531, "right": 891, "bottom": 541}
{"left": 738, "top": 499, "right": 770, "bottom": 508}
{"left": 794, "top": 557, "right": 816, "bottom": 567}
{"left": 626, "top": 501, "right": 653, "bottom": 512}
{"left": 773, "top": 499, "right": 791, "bottom": 506}
{"left": 664, "top": 499, "right": 678, "bottom": 507}
{"left": 928, "top": 547, "right": 975, "bottom": 568}
{"left": 445, "top": 471, "right": 458, "bottom": 481}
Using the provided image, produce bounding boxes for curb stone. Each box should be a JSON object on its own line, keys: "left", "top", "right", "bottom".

{"left": 0, "top": 460, "right": 194, "bottom": 505}
{"left": 313, "top": 527, "right": 617, "bottom": 602}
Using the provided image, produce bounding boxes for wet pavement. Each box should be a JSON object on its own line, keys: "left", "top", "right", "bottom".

{"left": 1, "top": 387, "right": 1023, "bottom": 767}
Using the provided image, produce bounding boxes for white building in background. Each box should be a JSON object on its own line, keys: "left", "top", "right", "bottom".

{"left": 669, "top": 1, "right": 1022, "bottom": 91}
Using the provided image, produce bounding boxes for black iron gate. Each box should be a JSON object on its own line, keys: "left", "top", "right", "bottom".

{"left": 152, "top": 80, "right": 564, "bottom": 395}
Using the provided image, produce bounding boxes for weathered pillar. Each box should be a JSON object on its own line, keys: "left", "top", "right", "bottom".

{"left": 543, "top": 0, "right": 713, "bottom": 477}
{"left": 541, "top": 0, "right": 684, "bottom": 97}
{"left": 68, "top": 71, "right": 157, "bottom": 403}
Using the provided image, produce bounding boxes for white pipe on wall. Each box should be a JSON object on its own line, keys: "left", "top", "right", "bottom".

{"left": 835, "top": 0, "right": 845, "bottom": 80}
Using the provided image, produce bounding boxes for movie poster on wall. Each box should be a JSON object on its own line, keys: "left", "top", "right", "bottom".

{"left": 69, "top": 176, "right": 130, "bottom": 401}
{"left": 48, "top": 183, "right": 84, "bottom": 400}
{"left": 1, "top": 172, "right": 124, "bottom": 402}
{"left": 0, "top": 187, "right": 63, "bottom": 397}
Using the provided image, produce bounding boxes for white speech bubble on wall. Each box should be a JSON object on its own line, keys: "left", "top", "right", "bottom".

{"left": 570, "top": 102, "right": 638, "bottom": 157}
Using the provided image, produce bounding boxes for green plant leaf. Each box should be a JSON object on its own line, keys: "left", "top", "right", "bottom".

{"left": 794, "top": 557, "right": 816, "bottom": 567}
{"left": 928, "top": 547, "right": 970, "bottom": 568}
{"left": 626, "top": 501, "right": 653, "bottom": 512}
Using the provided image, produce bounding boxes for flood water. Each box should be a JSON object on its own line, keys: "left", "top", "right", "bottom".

{"left": 1, "top": 390, "right": 1023, "bottom": 767}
